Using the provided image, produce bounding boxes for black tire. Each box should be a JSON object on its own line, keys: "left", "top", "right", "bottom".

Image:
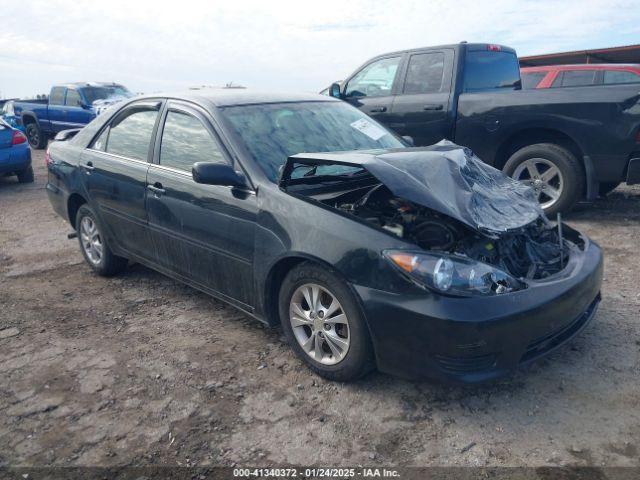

{"left": 25, "top": 123, "right": 47, "bottom": 149}
{"left": 17, "top": 165, "right": 34, "bottom": 183}
{"left": 75, "top": 204, "right": 127, "bottom": 276}
{"left": 503, "top": 143, "right": 584, "bottom": 216}
{"left": 279, "top": 262, "right": 375, "bottom": 381}
{"left": 599, "top": 182, "right": 620, "bottom": 197}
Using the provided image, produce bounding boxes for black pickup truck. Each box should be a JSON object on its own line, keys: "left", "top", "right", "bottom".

{"left": 328, "top": 43, "right": 640, "bottom": 214}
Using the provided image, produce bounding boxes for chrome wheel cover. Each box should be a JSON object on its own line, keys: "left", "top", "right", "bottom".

{"left": 512, "top": 158, "right": 564, "bottom": 210}
{"left": 80, "top": 216, "right": 103, "bottom": 266}
{"left": 289, "top": 283, "right": 350, "bottom": 365}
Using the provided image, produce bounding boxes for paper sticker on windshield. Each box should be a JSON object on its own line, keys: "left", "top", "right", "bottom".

{"left": 350, "top": 118, "right": 387, "bottom": 141}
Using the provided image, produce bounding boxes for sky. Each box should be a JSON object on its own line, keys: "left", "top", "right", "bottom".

{"left": 1, "top": 0, "right": 640, "bottom": 98}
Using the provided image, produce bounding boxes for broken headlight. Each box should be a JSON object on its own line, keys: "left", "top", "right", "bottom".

{"left": 383, "top": 250, "right": 524, "bottom": 296}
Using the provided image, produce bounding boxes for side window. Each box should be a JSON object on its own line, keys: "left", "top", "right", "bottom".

{"left": 65, "top": 89, "right": 82, "bottom": 107}
{"left": 604, "top": 70, "right": 640, "bottom": 85}
{"left": 403, "top": 53, "right": 445, "bottom": 94}
{"left": 50, "top": 87, "right": 65, "bottom": 106}
{"left": 160, "top": 110, "right": 225, "bottom": 172}
{"left": 345, "top": 57, "right": 401, "bottom": 98}
{"left": 91, "top": 128, "right": 109, "bottom": 151}
{"left": 106, "top": 108, "right": 158, "bottom": 161}
{"left": 521, "top": 72, "right": 546, "bottom": 89}
{"left": 560, "top": 70, "right": 596, "bottom": 87}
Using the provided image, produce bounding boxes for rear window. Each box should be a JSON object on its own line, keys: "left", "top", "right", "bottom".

{"left": 464, "top": 50, "right": 521, "bottom": 92}
{"left": 521, "top": 71, "right": 546, "bottom": 89}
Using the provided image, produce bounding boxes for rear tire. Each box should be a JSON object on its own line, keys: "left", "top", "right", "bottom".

{"left": 25, "top": 123, "right": 47, "bottom": 149}
{"left": 17, "top": 165, "right": 34, "bottom": 183}
{"left": 279, "top": 262, "right": 375, "bottom": 382}
{"left": 75, "top": 204, "right": 127, "bottom": 276}
{"left": 598, "top": 182, "right": 620, "bottom": 196}
{"left": 504, "top": 143, "right": 584, "bottom": 216}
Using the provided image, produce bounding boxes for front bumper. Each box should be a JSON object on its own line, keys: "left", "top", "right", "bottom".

{"left": 354, "top": 235, "right": 603, "bottom": 383}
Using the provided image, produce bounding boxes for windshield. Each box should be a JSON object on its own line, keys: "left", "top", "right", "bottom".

{"left": 82, "top": 86, "right": 133, "bottom": 104}
{"left": 220, "top": 101, "right": 404, "bottom": 181}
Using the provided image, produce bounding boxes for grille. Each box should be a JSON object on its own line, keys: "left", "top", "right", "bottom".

{"left": 433, "top": 353, "right": 497, "bottom": 375}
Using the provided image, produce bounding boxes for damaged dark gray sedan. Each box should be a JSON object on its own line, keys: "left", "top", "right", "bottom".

{"left": 46, "top": 91, "right": 603, "bottom": 383}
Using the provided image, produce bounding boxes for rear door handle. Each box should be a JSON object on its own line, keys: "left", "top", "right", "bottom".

{"left": 369, "top": 106, "right": 387, "bottom": 113}
{"left": 423, "top": 104, "right": 443, "bottom": 111}
{"left": 147, "top": 182, "right": 165, "bottom": 196}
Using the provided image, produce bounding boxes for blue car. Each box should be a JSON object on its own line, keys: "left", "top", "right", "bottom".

{"left": 0, "top": 119, "right": 33, "bottom": 183}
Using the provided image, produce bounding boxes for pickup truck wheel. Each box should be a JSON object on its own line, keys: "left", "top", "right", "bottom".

{"left": 279, "top": 263, "right": 375, "bottom": 382}
{"left": 25, "top": 123, "right": 47, "bottom": 149}
{"left": 17, "top": 165, "right": 34, "bottom": 183}
{"left": 504, "top": 143, "right": 584, "bottom": 216}
{"left": 75, "top": 205, "right": 127, "bottom": 276}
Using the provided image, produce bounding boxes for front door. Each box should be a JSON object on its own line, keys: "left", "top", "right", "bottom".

{"left": 390, "top": 50, "right": 454, "bottom": 146}
{"left": 81, "top": 100, "right": 162, "bottom": 259}
{"left": 342, "top": 55, "right": 403, "bottom": 130}
{"left": 64, "top": 88, "right": 95, "bottom": 128}
{"left": 146, "top": 102, "right": 257, "bottom": 308}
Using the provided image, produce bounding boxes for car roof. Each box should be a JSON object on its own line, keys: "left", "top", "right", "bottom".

{"left": 367, "top": 42, "right": 516, "bottom": 59}
{"left": 138, "top": 90, "right": 341, "bottom": 107}
{"left": 57, "top": 82, "right": 127, "bottom": 89}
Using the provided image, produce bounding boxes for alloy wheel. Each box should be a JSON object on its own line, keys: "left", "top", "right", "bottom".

{"left": 27, "top": 127, "right": 39, "bottom": 147}
{"left": 289, "top": 283, "right": 350, "bottom": 365}
{"left": 80, "top": 216, "right": 103, "bottom": 266}
{"left": 512, "top": 158, "right": 564, "bottom": 210}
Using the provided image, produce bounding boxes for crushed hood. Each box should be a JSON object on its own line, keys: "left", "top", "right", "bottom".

{"left": 281, "top": 140, "right": 544, "bottom": 235}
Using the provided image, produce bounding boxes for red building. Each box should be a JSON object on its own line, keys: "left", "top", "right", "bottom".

{"left": 519, "top": 44, "right": 640, "bottom": 67}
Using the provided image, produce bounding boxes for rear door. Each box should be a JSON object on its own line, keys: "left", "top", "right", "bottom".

{"left": 390, "top": 49, "right": 454, "bottom": 145}
{"left": 81, "top": 100, "right": 162, "bottom": 259}
{"left": 146, "top": 101, "right": 257, "bottom": 307}
{"left": 342, "top": 55, "right": 404, "bottom": 127}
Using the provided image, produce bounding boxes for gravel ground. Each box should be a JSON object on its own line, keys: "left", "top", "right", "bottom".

{"left": 1, "top": 148, "right": 639, "bottom": 468}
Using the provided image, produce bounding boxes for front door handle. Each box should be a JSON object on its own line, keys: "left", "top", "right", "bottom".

{"left": 82, "top": 161, "right": 95, "bottom": 172}
{"left": 423, "top": 104, "right": 443, "bottom": 111}
{"left": 147, "top": 182, "right": 165, "bottom": 196}
{"left": 369, "top": 106, "right": 387, "bottom": 113}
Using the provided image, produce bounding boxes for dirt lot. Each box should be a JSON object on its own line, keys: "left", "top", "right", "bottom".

{"left": 1, "top": 148, "right": 639, "bottom": 468}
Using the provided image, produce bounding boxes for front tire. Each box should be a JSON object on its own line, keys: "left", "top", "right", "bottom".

{"left": 279, "top": 263, "right": 374, "bottom": 381}
{"left": 17, "top": 165, "right": 34, "bottom": 183}
{"left": 25, "top": 123, "right": 47, "bottom": 149}
{"left": 504, "top": 143, "right": 584, "bottom": 216}
{"left": 75, "top": 204, "right": 127, "bottom": 276}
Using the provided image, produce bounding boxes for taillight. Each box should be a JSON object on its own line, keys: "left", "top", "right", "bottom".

{"left": 487, "top": 44, "right": 502, "bottom": 52}
{"left": 12, "top": 130, "right": 27, "bottom": 145}
{"left": 45, "top": 147, "right": 51, "bottom": 166}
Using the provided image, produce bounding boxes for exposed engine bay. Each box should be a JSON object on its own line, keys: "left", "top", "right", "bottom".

{"left": 328, "top": 183, "right": 571, "bottom": 280}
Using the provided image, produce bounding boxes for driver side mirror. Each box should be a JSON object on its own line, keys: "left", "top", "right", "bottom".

{"left": 192, "top": 162, "right": 248, "bottom": 189}
{"left": 329, "top": 82, "right": 342, "bottom": 99}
